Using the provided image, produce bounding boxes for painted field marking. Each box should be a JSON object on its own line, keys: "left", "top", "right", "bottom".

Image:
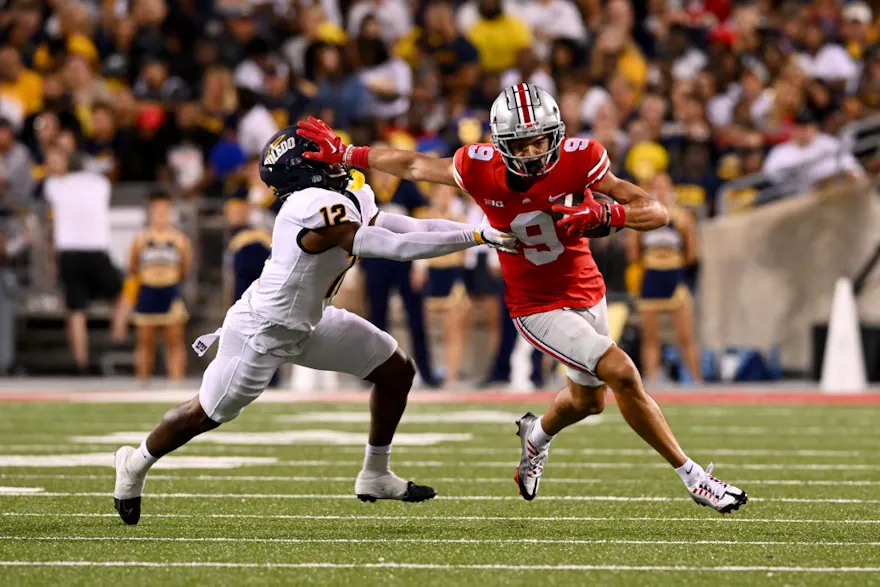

{"left": 4, "top": 512, "right": 879, "bottom": 524}
{"left": 4, "top": 456, "right": 880, "bottom": 472}
{"left": 3, "top": 473, "right": 880, "bottom": 488}
{"left": 0, "top": 454, "right": 277, "bottom": 469}
{"left": 0, "top": 561, "right": 878, "bottom": 573}
{"left": 0, "top": 487, "right": 43, "bottom": 494}
{"left": 0, "top": 491, "right": 879, "bottom": 504}
{"left": 2, "top": 536, "right": 879, "bottom": 547}
{"left": 3, "top": 445, "right": 873, "bottom": 461}
{"left": 69, "top": 431, "right": 472, "bottom": 447}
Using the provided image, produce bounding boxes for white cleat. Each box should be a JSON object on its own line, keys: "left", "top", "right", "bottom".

{"left": 515, "top": 412, "right": 549, "bottom": 501}
{"left": 689, "top": 463, "right": 749, "bottom": 514}
{"left": 354, "top": 470, "right": 437, "bottom": 503}
{"left": 113, "top": 446, "right": 147, "bottom": 525}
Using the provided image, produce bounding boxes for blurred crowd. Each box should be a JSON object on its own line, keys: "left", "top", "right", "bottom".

{"left": 1, "top": 0, "right": 879, "bottom": 382}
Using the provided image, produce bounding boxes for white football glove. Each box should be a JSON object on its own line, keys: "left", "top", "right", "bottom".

{"left": 473, "top": 226, "right": 519, "bottom": 253}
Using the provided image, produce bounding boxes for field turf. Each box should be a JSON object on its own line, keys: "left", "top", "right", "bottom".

{"left": 1, "top": 397, "right": 879, "bottom": 586}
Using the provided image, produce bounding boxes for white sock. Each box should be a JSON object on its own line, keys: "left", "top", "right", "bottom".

{"left": 528, "top": 417, "right": 554, "bottom": 451}
{"left": 130, "top": 440, "right": 158, "bottom": 475}
{"left": 675, "top": 458, "right": 704, "bottom": 488}
{"left": 363, "top": 443, "right": 391, "bottom": 473}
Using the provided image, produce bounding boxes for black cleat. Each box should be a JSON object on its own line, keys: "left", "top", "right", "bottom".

{"left": 114, "top": 497, "right": 141, "bottom": 525}
{"left": 357, "top": 481, "right": 437, "bottom": 503}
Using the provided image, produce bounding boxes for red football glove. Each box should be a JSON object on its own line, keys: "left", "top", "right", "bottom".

{"left": 551, "top": 189, "right": 626, "bottom": 238}
{"left": 295, "top": 116, "right": 371, "bottom": 169}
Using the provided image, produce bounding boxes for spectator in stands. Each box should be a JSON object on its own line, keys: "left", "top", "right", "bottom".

{"left": 520, "top": 0, "right": 587, "bottom": 62}
{"left": 119, "top": 192, "right": 192, "bottom": 383}
{"left": 1, "top": 0, "right": 46, "bottom": 69}
{"left": 397, "top": 1, "right": 480, "bottom": 96}
{"left": 306, "top": 42, "right": 368, "bottom": 128}
{"left": 590, "top": 0, "right": 648, "bottom": 93}
{"left": 762, "top": 109, "right": 864, "bottom": 194}
{"left": 83, "top": 103, "right": 124, "bottom": 179}
{"left": 264, "top": 63, "right": 312, "bottom": 131}
{"left": 842, "top": 2, "right": 873, "bottom": 62}
{"left": 355, "top": 16, "right": 413, "bottom": 123}
{"left": 672, "top": 141, "right": 721, "bottom": 219}
{"left": 282, "top": 5, "right": 347, "bottom": 80}
{"left": 347, "top": 0, "right": 413, "bottom": 45}
{"left": 0, "top": 44, "right": 43, "bottom": 124}
{"left": 120, "top": 103, "right": 171, "bottom": 181}
{"left": 197, "top": 66, "right": 235, "bottom": 140}
{"left": 42, "top": 147, "right": 122, "bottom": 374}
{"left": 466, "top": 0, "right": 532, "bottom": 74}
{"left": 235, "top": 86, "right": 279, "bottom": 158}
{"left": 166, "top": 102, "right": 216, "bottom": 194}
{"left": 0, "top": 117, "right": 34, "bottom": 207}
{"left": 797, "top": 19, "right": 859, "bottom": 91}
{"left": 500, "top": 47, "right": 556, "bottom": 98}
{"left": 132, "top": 57, "right": 189, "bottom": 103}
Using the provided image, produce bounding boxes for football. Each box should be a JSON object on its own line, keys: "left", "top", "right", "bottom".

{"left": 550, "top": 192, "right": 623, "bottom": 238}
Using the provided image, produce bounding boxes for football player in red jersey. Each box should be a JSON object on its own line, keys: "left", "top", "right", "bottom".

{"left": 297, "top": 83, "right": 748, "bottom": 514}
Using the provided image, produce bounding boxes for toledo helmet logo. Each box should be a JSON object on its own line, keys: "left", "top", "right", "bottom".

{"left": 264, "top": 135, "right": 297, "bottom": 166}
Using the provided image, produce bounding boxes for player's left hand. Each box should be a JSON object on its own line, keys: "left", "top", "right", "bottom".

{"left": 474, "top": 226, "right": 519, "bottom": 253}
{"left": 552, "top": 189, "right": 624, "bottom": 238}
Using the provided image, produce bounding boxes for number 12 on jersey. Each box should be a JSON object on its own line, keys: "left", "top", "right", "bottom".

{"left": 319, "top": 204, "right": 347, "bottom": 227}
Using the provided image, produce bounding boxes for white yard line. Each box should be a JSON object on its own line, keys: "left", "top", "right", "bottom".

{"left": 3, "top": 473, "right": 880, "bottom": 487}
{"left": 3, "top": 512, "right": 878, "bottom": 524}
{"left": 2, "top": 536, "right": 879, "bottom": 547}
{"left": 0, "top": 561, "right": 877, "bottom": 573}
{"left": 1, "top": 491, "right": 879, "bottom": 504}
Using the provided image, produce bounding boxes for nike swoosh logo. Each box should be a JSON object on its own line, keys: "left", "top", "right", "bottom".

{"left": 685, "top": 465, "right": 694, "bottom": 475}
{"left": 548, "top": 193, "right": 567, "bottom": 202}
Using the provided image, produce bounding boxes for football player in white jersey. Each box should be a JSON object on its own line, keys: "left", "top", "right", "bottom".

{"left": 112, "top": 127, "right": 517, "bottom": 525}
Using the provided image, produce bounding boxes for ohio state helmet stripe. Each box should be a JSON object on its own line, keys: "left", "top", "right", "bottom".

{"left": 515, "top": 83, "right": 533, "bottom": 124}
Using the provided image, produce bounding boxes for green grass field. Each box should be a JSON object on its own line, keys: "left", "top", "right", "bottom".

{"left": 1, "top": 398, "right": 879, "bottom": 586}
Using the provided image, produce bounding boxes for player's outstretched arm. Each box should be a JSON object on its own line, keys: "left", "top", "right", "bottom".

{"left": 369, "top": 211, "right": 472, "bottom": 234}
{"left": 296, "top": 117, "right": 459, "bottom": 187}
{"left": 593, "top": 172, "right": 669, "bottom": 231}
{"left": 299, "top": 221, "right": 517, "bottom": 263}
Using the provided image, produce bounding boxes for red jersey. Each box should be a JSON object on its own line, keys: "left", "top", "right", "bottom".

{"left": 453, "top": 138, "right": 610, "bottom": 317}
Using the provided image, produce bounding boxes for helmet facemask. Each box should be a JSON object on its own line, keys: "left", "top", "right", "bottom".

{"left": 492, "top": 121, "right": 566, "bottom": 177}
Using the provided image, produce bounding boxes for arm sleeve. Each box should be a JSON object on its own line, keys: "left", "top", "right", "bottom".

{"left": 352, "top": 224, "right": 477, "bottom": 262}
{"left": 375, "top": 211, "right": 473, "bottom": 234}
{"left": 452, "top": 147, "right": 469, "bottom": 192}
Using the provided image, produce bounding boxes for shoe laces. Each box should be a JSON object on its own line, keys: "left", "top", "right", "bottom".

{"left": 526, "top": 442, "right": 548, "bottom": 479}
{"left": 698, "top": 463, "right": 729, "bottom": 500}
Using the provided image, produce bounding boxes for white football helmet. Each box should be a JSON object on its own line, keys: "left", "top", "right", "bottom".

{"left": 489, "top": 83, "right": 566, "bottom": 177}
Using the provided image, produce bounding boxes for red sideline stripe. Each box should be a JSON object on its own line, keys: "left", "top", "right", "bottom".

{"left": 513, "top": 318, "right": 593, "bottom": 375}
{"left": 517, "top": 84, "right": 531, "bottom": 124}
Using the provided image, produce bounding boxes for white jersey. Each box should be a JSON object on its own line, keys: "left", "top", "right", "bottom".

{"left": 241, "top": 182, "right": 378, "bottom": 332}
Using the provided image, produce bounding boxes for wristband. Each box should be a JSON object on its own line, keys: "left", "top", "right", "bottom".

{"left": 344, "top": 145, "right": 371, "bottom": 169}
{"left": 608, "top": 203, "right": 626, "bottom": 228}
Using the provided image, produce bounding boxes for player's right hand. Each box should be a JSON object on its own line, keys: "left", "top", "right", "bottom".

{"left": 474, "top": 226, "right": 519, "bottom": 253}
{"left": 296, "top": 116, "right": 349, "bottom": 165}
